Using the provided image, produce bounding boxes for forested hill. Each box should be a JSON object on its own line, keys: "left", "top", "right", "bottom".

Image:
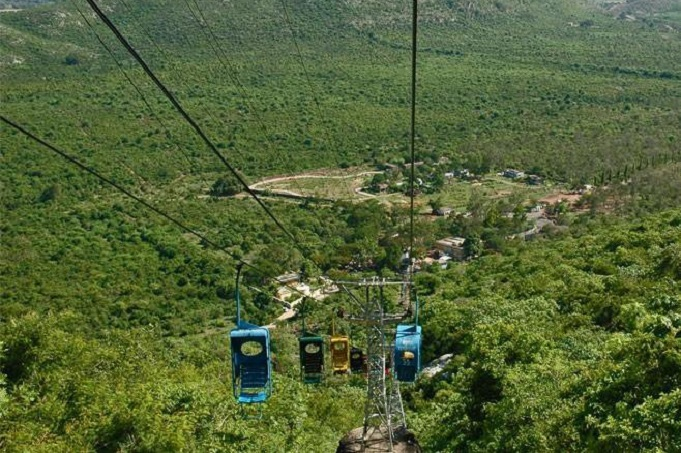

{"left": 2, "top": 0, "right": 681, "bottom": 450}
{"left": 2, "top": 209, "right": 680, "bottom": 450}
{"left": 4, "top": 0, "right": 681, "bottom": 181}
{"left": 410, "top": 210, "right": 681, "bottom": 450}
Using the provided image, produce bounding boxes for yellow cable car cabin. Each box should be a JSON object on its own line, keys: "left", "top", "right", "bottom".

{"left": 330, "top": 335, "right": 350, "bottom": 374}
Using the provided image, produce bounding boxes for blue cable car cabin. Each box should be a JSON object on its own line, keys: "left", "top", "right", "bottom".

{"left": 229, "top": 264, "right": 272, "bottom": 404}
{"left": 394, "top": 324, "right": 422, "bottom": 382}
{"left": 231, "top": 323, "right": 272, "bottom": 404}
{"left": 299, "top": 334, "right": 324, "bottom": 383}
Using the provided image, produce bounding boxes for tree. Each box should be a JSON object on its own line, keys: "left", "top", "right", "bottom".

{"left": 38, "top": 184, "right": 60, "bottom": 203}
{"left": 210, "top": 174, "right": 243, "bottom": 197}
{"left": 368, "top": 173, "right": 387, "bottom": 193}
{"left": 370, "top": 173, "right": 386, "bottom": 186}
{"left": 377, "top": 236, "right": 403, "bottom": 271}
{"left": 0, "top": 342, "right": 7, "bottom": 418}
{"left": 428, "top": 197, "right": 443, "bottom": 213}
{"left": 63, "top": 54, "right": 80, "bottom": 65}
{"left": 464, "top": 233, "right": 483, "bottom": 258}
{"left": 658, "top": 243, "right": 681, "bottom": 279}
{"left": 512, "top": 203, "right": 527, "bottom": 229}
{"left": 430, "top": 172, "right": 445, "bottom": 192}
{"left": 248, "top": 243, "right": 302, "bottom": 284}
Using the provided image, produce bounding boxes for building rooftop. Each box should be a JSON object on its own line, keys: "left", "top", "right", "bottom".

{"left": 274, "top": 272, "right": 300, "bottom": 284}
{"left": 435, "top": 237, "right": 466, "bottom": 247}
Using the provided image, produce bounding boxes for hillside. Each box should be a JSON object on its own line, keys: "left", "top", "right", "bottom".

{"left": 0, "top": 0, "right": 53, "bottom": 8}
{"left": 4, "top": 0, "right": 681, "bottom": 180}
{"left": 2, "top": 0, "right": 681, "bottom": 450}
{"left": 410, "top": 210, "right": 681, "bottom": 450}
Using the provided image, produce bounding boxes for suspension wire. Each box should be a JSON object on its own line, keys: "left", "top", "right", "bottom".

{"left": 280, "top": 0, "right": 418, "bottom": 269}
{"left": 98, "top": 0, "right": 258, "bottom": 182}
{"left": 70, "top": 0, "right": 199, "bottom": 176}
{"left": 339, "top": 0, "right": 419, "bottom": 265}
{"left": 2, "top": 115, "right": 232, "bottom": 258}
{"left": 28, "top": 4, "right": 148, "bottom": 191}
{"left": 117, "top": 0, "right": 167, "bottom": 57}
{"left": 277, "top": 0, "right": 357, "bottom": 199}
{"left": 276, "top": 0, "right": 420, "bottom": 319}
{"left": 341, "top": 283, "right": 368, "bottom": 314}
{"left": 342, "top": 0, "right": 413, "bottom": 97}
{"left": 1, "top": 114, "right": 328, "bottom": 307}
{"left": 408, "top": 0, "right": 418, "bottom": 273}
{"left": 178, "top": 0, "right": 364, "bottom": 264}
{"left": 181, "top": 0, "right": 317, "bottom": 203}
{"left": 22, "top": 3, "right": 303, "bottom": 302}
{"left": 69, "top": 2, "right": 416, "bottom": 312}
{"left": 120, "top": 0, "right": 296, "bottom": 194}
{"left": 0, "top": 115, "right": 309, "bottom": 296}
{"left": 111, "top": 0, "right": 321, "bottom": 265}
{"left": 84, "top": 0, "right": 296, "bottom": 242}
{"left": 113, "top": 0, "right": 250, "bottom": 197}
{"left": 50, "top": 0, "right": 330, "bottom": 318}
{"left": 117, "top": 0, "right": 227, "bottom": 136}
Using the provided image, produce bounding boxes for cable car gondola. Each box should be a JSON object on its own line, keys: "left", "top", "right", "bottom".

{"left": 350, "top": 347, "right": 365, "bottom": 374}
{"left": 330, "top": 320, "right": 350, "bottom": 374}
{"left": 230, "top": 265, "right": 272, "bottom": 404}
{"left": 299, "top": 334, "right": 324, "bottom": 383}
{"left": 394, "top": 324, "right": 421, "bottom": 382}
{"left": 394, "top": 293, "right": 422, "bottom": 383}
{"left": 298, "top": 298, "right": 324, "bottom": 383}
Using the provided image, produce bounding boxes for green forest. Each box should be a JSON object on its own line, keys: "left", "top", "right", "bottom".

{"left": 2, "top": 0, "right": 681, "bottom": 451}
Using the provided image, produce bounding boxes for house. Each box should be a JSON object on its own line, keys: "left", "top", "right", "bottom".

{"left": 435, "top": 237, "right": 466, "bottom": 261}
{"left": 527, "top": 174, "right": 543, "bottom": 185}
{"left": 421, "top": 255, "right": 452, "bottom": 269}
{"left": 503, "top": 169, "right": 525, "bottom": 179}
{"left": 445, "top": 169, "right": 470, "bottom": 179}
{"left": 274, "top": 272, "right": 300, "bottom": 286}
{"left": 434, "top": 207, "right": 453, "bottom": 217}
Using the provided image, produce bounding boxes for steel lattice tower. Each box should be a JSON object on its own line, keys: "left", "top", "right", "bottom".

{"left": 342, "top": 278, "right": 412, "bottom": 452}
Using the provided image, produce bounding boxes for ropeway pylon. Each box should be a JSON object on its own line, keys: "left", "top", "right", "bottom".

{"left": 340, "top": 277, "right": 413, "bottom": 452}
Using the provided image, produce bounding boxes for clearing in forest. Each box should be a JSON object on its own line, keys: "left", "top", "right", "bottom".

{"left": 246, "top": 169, "right": 569, "bottom": 213}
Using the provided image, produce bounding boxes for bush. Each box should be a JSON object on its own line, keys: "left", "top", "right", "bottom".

{"left": 210, "top": 175, "right": 242, "bottom": 197}
{"left": 63, "top": 54, "right": 80, "bottom": 66}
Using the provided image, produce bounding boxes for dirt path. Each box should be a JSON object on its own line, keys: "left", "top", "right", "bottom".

{"left": 263, "top": 287, "right": 331, "bottom": 329}
{"left": 355, "top": 187, "right": 377, "bottom": 198}
{"left": 539, "top": 192, "right": 582, "bottom": 205}
{"left": 262, "top": 297, "right": 303, "bottom": 329}
{"left": 249, "top": 171, "right": 382, "bottom": 189}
